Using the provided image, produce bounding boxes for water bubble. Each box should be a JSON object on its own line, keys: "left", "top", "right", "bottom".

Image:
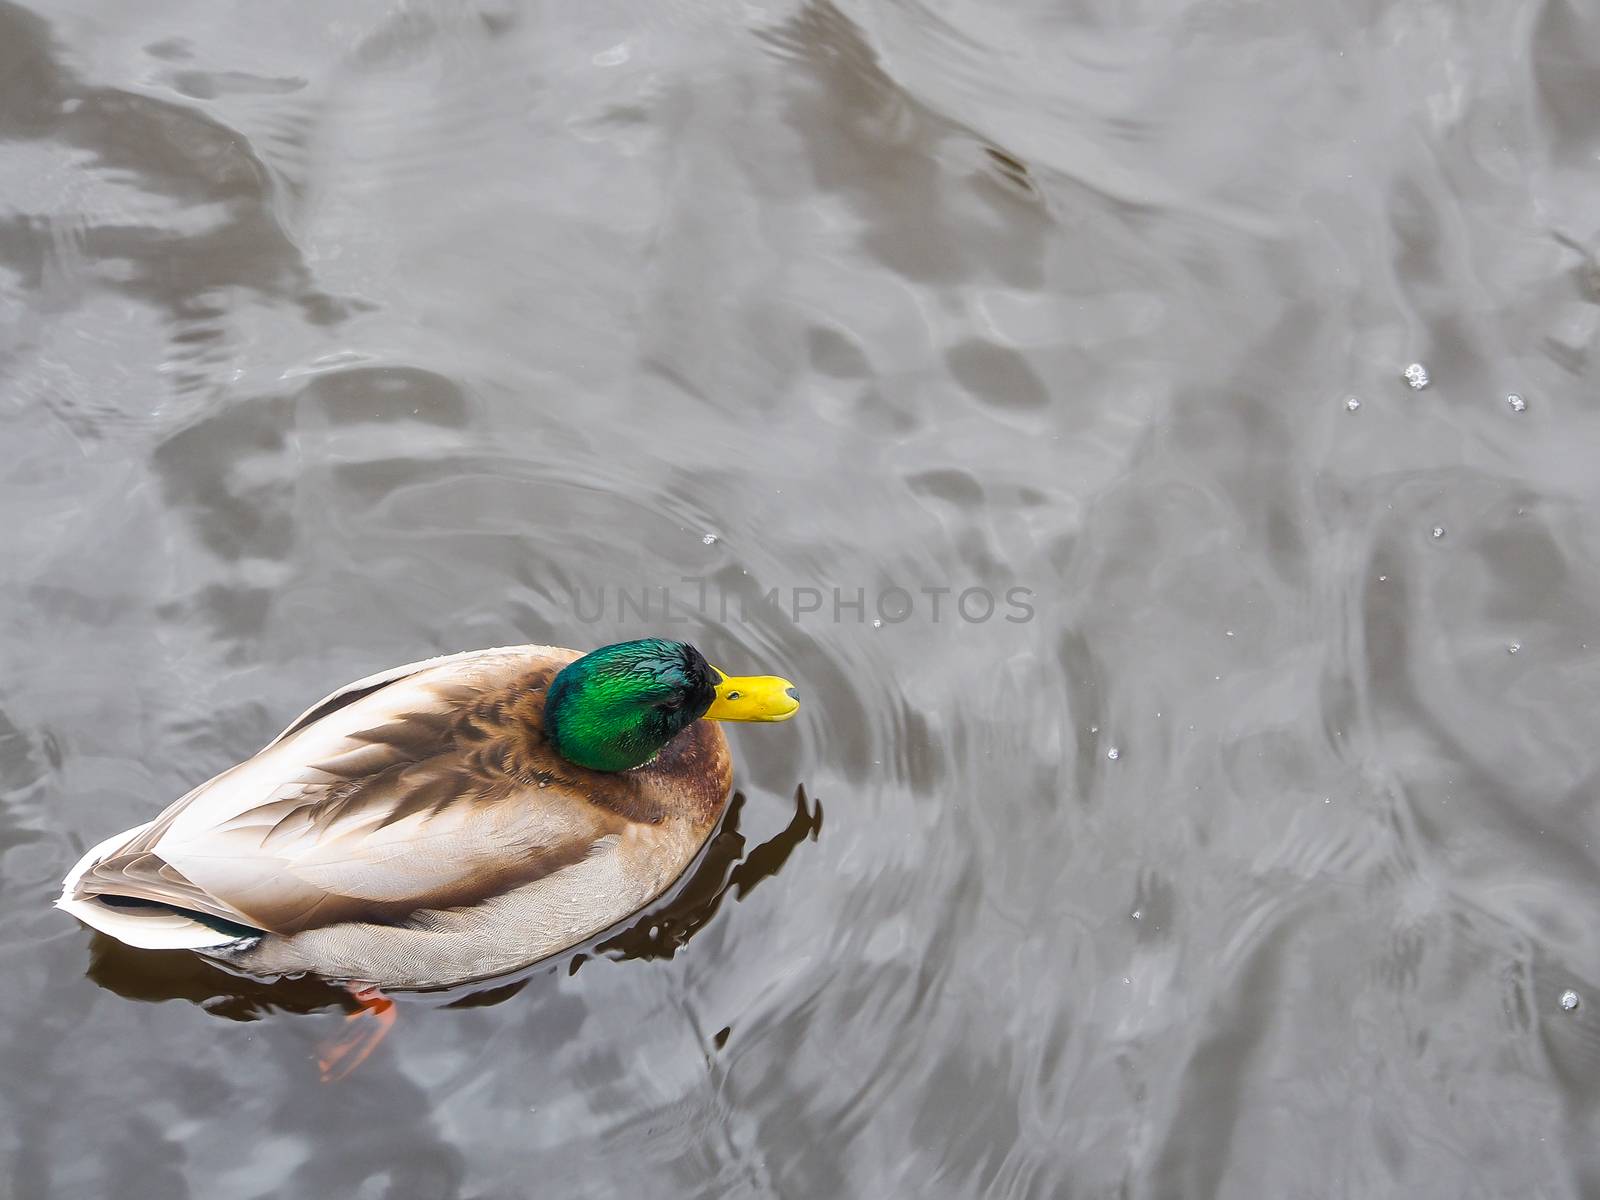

{"left": 1106, "top": 747, "right": 1120, "bottom": 761}
{"left": 1431, "top": 526, "right": 1445, "bottom": 540}
{"left": 701, "top": 533, "right": 717, "bottom": 545}
{"left": 1560, "top": 989, "right": 1580, "bottom": 1012}
{"left": 1345, "top": 396, "right": 1361, "bottom": 411}
{"left": 871, "top": 618, "right": 882, "bottom": 629}
{"left": 1506, "top": 393, "right": 1527, "bottom": 413}
{"left": 1508, "top": 642, "right": 1521, "bottom": 654}
{"left": 1403, "top": 363, "right": 1430, "bottom": 389}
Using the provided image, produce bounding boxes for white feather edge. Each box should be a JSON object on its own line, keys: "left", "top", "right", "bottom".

{"left": 55, "top": 822, "right": 241, "bottom": 949}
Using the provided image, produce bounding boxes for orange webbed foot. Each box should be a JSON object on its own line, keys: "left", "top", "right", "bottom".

{"left": 318, "top": 985, "right": 396, "bottom": 1082}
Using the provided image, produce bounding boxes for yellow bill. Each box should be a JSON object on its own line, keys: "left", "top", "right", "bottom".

{"left": 704, "top": 668, "right": 799, "bottom": 722}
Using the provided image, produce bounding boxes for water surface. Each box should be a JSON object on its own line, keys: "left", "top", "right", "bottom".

{"left": 4, "top": 0, "right": 1600, "bottom": 1195}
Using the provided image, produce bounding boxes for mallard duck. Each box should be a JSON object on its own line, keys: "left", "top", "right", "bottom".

{"left": 58, "top": 639, "right": 798, "bottom": 991}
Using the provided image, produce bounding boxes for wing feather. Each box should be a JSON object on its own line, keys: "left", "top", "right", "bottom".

{"left": 69, "top": 644, "right": 608, "bottom": 935}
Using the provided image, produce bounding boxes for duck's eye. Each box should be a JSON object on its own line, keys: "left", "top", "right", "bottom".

{"left": 658, "top": 694, "right": 685, "bottom": 711}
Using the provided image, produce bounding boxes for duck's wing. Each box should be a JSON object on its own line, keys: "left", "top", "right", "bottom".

{"left": 263, "top": 643, "right": 555, "bottom": 750}
{"left": 64, "top": 644, "right": 622, "bottom": 937}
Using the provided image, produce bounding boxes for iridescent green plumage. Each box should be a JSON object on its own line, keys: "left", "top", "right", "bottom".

{"left": 544, "top": 640, "right": 719, "bottom": 771}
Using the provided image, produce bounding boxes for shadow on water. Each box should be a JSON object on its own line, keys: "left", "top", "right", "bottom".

{"left": 83, "top": 786, "right": 823, "bottom": 1018}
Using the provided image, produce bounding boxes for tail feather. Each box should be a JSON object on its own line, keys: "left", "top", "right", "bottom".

{"left": 57, "top": 823, "right": 251, "bottom": 951}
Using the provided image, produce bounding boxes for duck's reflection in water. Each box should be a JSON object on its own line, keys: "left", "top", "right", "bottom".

{"left": 85, "top": 787, "right": 823, "bottom": 1022}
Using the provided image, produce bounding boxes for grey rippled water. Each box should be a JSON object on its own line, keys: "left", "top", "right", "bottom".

{"left": 4, "top": 0, "right": 1600, "bottom": 1196}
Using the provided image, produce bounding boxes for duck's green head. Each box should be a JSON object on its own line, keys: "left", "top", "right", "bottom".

{"left": 544, "top": 639, "right": 799, "bottom": 772}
